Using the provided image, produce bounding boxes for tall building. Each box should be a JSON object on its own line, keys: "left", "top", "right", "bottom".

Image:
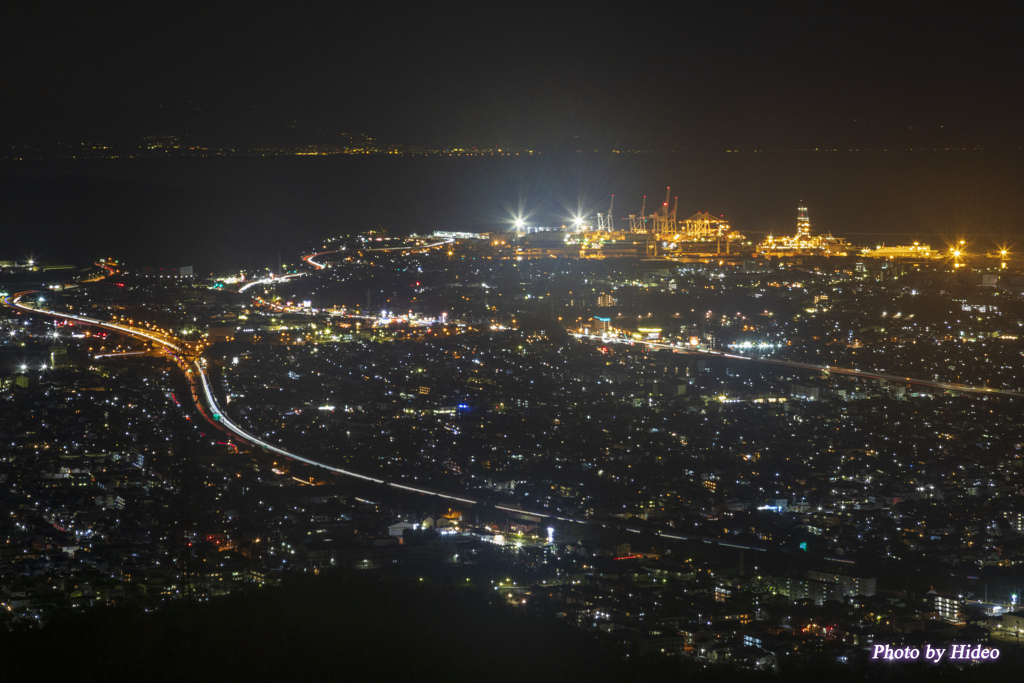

{"left": 796, "top": 204, "right": 812, "bottom": 239}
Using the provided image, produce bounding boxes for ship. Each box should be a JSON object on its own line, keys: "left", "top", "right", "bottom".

{"left": 859, "top": 242, "right": 941, "bottom": 260}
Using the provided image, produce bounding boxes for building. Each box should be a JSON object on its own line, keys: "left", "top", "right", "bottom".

{"left": 931, "top": 591, "right": 965, "bottom": 625}
{"left": 805, "top": 571, "right": 876, "bottom": 598}
{"left": 774, "top": 571, "right": 876, "bottom": 605}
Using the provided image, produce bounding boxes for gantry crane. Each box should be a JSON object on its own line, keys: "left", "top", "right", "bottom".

{"left": 596, "top": 195, "right": 615, "bottom": 231}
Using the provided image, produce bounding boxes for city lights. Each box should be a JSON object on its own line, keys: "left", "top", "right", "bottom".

{"left": 2, "top": 199, "right": 1021, "bottom": 673}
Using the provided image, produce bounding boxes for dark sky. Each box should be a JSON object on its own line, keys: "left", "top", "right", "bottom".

{"left": 2, "top": 1, "right": 1021, "bottom": 150}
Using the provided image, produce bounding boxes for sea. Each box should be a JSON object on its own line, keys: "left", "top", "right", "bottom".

{"left": 1, "top": 149, "right": 1021, "bottom": 273}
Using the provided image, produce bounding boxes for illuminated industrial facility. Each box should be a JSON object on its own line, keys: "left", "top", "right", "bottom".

{"left": 757, "top": 204, "right": 849, "bottom": 257}
{"left": 495, "top": 188, "right": 750, "bottom": 260}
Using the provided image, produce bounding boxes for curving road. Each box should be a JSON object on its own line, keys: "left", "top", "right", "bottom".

{"left": 7, "top": 290, "right": 1012, "bottom": 559}
{"left": 574, "top": 334, "right": 1024, "bottom": 398}
{"left": 5, "top": 291, "right": 184, "bottom": 351}
{"left": 11, "top": 290, "right": 889, "bottom": 555}
{"left": 6, "top": 289, "right": 1012, "bottom": 561}
{"left": 301, "top": 237, "right": 454, "bottom": 270}
{"left": 302, "top": 251, "right": 333, "bottom": 270}
{"left": 238, "top": 272, "right": 306, "bottom": 292}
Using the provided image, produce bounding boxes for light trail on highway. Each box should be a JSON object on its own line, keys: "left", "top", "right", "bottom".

{"left": 365, "top": 238, "right": 453, "bottom": 253}
{"left": 238, "top": 272, "right": 306, "bottom": 292}
{"left": 300, "top": 237, "right": 454, "bottom": 270}
{"left": 81, "top": 261, "right": 118, "bottom": 283}
{"left": 9, "top": 289, "right": 1006, "bottom": 561}
{"left": 171, "top": 360, "right": 774, "bottom": 550}
{"left": 302, "top": 252, "right": 332, "bottom": 269}
{"left": 3, "top": 290, "right": 787, "bottom": 554}
{"left": 4, "top": 292, "right": 183, "bottom": 352}
{"left": 574, "top": 334, "right": 1024, "bottom": 398}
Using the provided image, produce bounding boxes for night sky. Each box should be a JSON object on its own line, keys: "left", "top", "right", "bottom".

{"left": 3, "top": 2, "right": 1022, "bottom": 150}
{"left": 1, "top": 2, "right": 1022, "bottom": 269}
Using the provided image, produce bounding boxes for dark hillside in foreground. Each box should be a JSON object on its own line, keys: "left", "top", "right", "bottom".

{"left": 5, "top": 572, "right": 1024, "bottom": 683}
{"left": 4, "top": 573, "right": 636, "bottom": 683}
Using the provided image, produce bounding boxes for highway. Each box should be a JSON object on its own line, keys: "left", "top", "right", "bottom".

{"left": 238, "top": 272, "right": 306, "bottom": 292}
{"left": 300, "top": 236, "right": 453, "bottom": 269}
{"left": 302, "top": 251, "right": 332, "bottom": 270}
{"left": 6, "top": 289, "right": 1011, "bottom": 561}
{"left": 4, "top": 291, "right": 184, "bottom": 352}
{"left": 364, "top": 237, "right": 453, "bottom": 253}
{"left": 574, "top": 334, "right": 1024, "bottom": 398}
{"left": 81, "top": 261, "right": 118, "bottom": 283}
{"left": 2, "top": 290, "right": 781, "bottom": 554}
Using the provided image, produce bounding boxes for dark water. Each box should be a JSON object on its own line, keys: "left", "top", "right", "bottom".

{"left": 1, "top": 150, "right": 1020, "bottom": 272}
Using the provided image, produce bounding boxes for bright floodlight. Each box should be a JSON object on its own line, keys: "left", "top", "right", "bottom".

{"left": 573, "top": 215, "right": 584, "bottom": 227}
{"left": 514, "top": 217, "right": 525, "bottom": 229}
